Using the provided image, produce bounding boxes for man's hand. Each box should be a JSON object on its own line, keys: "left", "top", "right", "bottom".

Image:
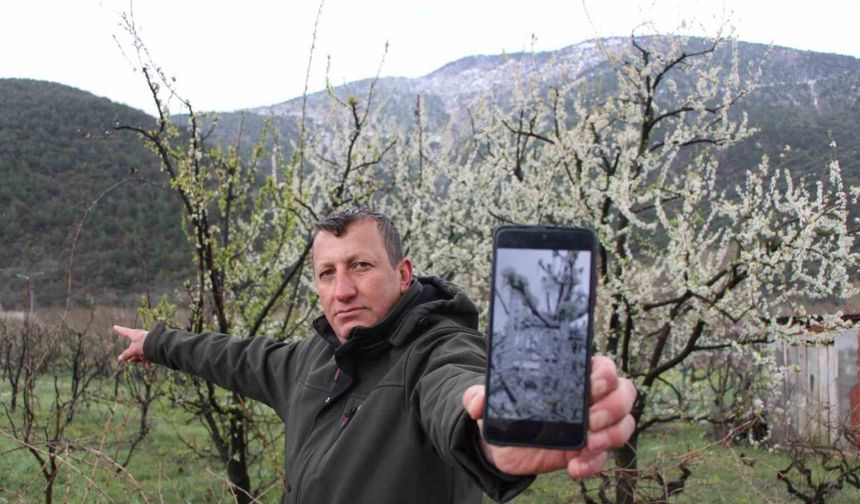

{"left": 462, "top": 356, "right": 636, "bottom": 479}
{"left": 113, "top": 325, "right": 152, "bottom": 365}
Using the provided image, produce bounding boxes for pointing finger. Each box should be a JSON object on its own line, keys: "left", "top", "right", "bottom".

{"left": 112, "top": 325, "right": 134, "bottom": 339}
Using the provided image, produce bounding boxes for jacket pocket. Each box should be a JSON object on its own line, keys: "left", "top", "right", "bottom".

{"left": 311, "top": 396, "right": 365, "bottom": 477}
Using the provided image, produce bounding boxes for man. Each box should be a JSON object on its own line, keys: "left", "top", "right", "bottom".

{"left": 115, "top": 208, "right": 636, "bottom": 503}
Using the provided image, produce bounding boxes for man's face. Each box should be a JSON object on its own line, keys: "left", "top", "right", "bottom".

{"left": 312, "top": 219, "right": 413, "bottom": 343}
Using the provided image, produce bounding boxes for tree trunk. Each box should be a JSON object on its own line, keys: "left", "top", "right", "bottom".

{"left": 226, "top": 394, "right": 252, "bottom": 504}
{"left": 44, "top": 457, "right": 57, "bottom": 504}
{"left": 226, "top": 455, "right": 252, "bottom": 504}
{"left": 614, "top": 433, "right": 639, "bottom": 504}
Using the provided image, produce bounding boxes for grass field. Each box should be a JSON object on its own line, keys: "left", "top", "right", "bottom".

{"left": 507, "top": 423, "right": 860, "bottom": 504}
{"left": 0, "top": 375, "right": 248, "bottom": 503}
{"left": 3, "top": 375, "right": 860, "bottom": 503}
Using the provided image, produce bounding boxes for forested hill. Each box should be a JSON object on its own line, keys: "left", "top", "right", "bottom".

{"left": 0, "top": 79, "right": 187, "bottom": 309}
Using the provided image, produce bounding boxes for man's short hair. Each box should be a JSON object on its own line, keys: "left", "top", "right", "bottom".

{"left": 312, "top": 208, "right": 404, "bottom": 266}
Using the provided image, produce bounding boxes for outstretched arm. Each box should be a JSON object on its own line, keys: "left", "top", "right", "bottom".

{"left": 112, "top": 324, "right": 301, "bottom": 416}
{"left": 462, "top": 355, "right": 636, "bottom": 479}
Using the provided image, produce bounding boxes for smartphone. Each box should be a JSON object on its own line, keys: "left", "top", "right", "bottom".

{"left": 483, "top": 225, "right": 597, "bottom": 449}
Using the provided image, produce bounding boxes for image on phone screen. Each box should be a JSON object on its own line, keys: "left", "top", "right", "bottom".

{"left": 487, "top": 247, "right": 591, "bottom": 424}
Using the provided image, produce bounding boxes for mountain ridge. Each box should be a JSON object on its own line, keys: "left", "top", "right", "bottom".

{"left": 249, "top": 37, "right": 859, "bottom": 120}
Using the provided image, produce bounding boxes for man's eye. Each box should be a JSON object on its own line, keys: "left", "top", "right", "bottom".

{"left": 318, "top": 269, "right": 334, "bottom": 279}
{"left": 352, "top": 262, "right": 372, "bottom": 271}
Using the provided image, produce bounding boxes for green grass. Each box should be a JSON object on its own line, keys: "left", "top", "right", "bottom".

{"left": 4, "top": 377, "right": 860, "bottom": 503}
{"left": 501, "top": 422, "right": 860, "bottom": 503}
{"left": 0, "top": 375, "right": 281, "bottom": 503}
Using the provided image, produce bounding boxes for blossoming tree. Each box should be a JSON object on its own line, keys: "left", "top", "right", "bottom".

{"left": 385, "top": 33, "right": 859, "bottom": 503}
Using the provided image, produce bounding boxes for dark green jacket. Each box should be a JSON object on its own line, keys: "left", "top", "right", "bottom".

{"left": 144, "top": 277, "right": 534, "bottom": 503}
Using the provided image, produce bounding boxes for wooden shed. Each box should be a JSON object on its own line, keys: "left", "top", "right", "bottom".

{"left": 772, "top": 326, "right": 860, "bottom": 448}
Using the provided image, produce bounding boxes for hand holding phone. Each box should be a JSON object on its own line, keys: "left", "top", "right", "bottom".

{"left": 464, "top": 355, "right": 636, "bottom": 478}
{"left": 483, "top": 225, "right": 598, "bottom": 449}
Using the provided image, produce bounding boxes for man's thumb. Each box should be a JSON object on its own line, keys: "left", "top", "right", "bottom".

{"left": 462, "top": 384, "right": 485, "bottom": 420}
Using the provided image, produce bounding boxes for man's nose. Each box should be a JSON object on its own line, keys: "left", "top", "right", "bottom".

{"left": 333, "top": 270, "right": 357, "bottom": 302}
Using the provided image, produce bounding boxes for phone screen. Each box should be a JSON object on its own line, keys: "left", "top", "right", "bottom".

{"left": 484, "top": 226, "right": 595, "bottom": 448}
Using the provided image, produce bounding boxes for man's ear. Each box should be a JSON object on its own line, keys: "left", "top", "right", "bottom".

{"left": 398, "top": 258, "right": 413, "bottom": 292}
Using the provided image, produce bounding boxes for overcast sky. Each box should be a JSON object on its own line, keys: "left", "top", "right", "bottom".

{"left": 2, "top": 0, "right": 858, "bottom": 115}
